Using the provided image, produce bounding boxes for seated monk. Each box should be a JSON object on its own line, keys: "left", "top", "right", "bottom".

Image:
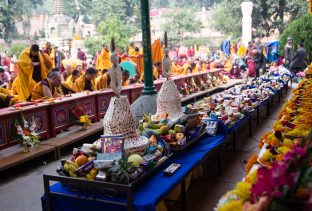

{"left": 62, "top": 64, "right": 73, "bottom": 82}
{"left": 171, "top": 58, "right": 183, "bottom": 76}
{"left": 122, "top": 69, "right": 130, "bottom": 86}
{"left": 95, "top": 69, "right": 110, "bottom": 90}
{"left": 0, "top": 93, "right": 15, "bottom": 108}
{"left": 64, "top": 69, "right": 81, "bottom": 88}
{"left": 140, "top": 62, "right": 162, "bottom": 81}
{"left": 193, "top": 61, "right": 202, "bottom": 73}
{"left": 182, "top": 58, "right": 193, "bottom": 75}
{"left": 223, "top": 59, "right": 233, "bottom": 72}
{"left": 72, "top": 67, "right": 97, "bottom": 92}
{"left": 31, "top": 71, "right": 61, "bottom": 101}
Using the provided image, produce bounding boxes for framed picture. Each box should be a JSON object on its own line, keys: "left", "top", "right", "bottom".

{"left": 96, "top": 134, "right": 125, "bottom": 162}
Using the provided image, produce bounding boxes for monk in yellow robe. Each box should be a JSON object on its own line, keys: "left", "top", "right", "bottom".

{"left": 42, "top": 53, "right": 53, "bottom": 74}
{"left": 122, "top": 70, "right": 130, "bottom": 86}
{"left": 96, "top": 45, "right": 112, "bottom": 71}
{"left": 64, "top": 69, "right": 81, "bottom": 89}
{"left": 0, "top": 93, "right": 15, "bottom": 108}
{"left": 95, "top": 69, "right": 110, "bottom": 90}
{"left": 130, "top": 47, "right": 144, "bottom": 75}
{"left": 128, "top": 42, "right": 136, "bottom": 56}
{"left": 171, "top": 59, "right": 182, "bottom": 76}
{"left": 72, "top": 67, "right": 97, "bottom": 92}
{"left": 193, "top": 60, "right": 205, "bottom": 73}
{"left": 237, "top": 45, "right": 247, "bottom": 58}
{"left": 140, "top": 62, "right": 162, "bottom": 81}
{"left": 182, "top": 59, "right": 193, "bottom": 75}
{"left": 17, "top": 44, "right": 48, "bottom": 101}
{"left": 223, "top": 59, "right": 233, "bottom": 72}
{"left": 31, "top": 71, "right": 61, "bottom": 101}
{"left": 152, "top": 39, "right": 162, "bottom": 65}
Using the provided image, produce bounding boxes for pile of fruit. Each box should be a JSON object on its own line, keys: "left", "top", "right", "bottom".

{"left": 139, "top": 114, "right": 202, "bottom": 150}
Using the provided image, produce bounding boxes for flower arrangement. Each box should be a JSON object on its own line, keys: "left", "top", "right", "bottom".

{"left": 15, "top": 115, "right": 40, "bottom": 152}
{"left": 71, "top": 105, "right": 91, "bottom": 129}
{"left": 215, "top": 78, "right": 312, "bottom": 211}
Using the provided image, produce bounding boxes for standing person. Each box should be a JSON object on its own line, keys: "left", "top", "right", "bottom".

{"left": 284, "top": 37, "right": 293, "bottom": 66}
{"left": 246, "top": 41, "right": 257, "bottom": 58}
{"left": 254, "top": 37, "right": 263, "bottom": 54}
{"left": 222, "top": 38, "right": 231, "bottom": 57}
{"left": 77, "top": 48, "right": 87, "bottom": 61}
{"left": 17, "top": 44, "right": 47, "bottom": 101}
{"left": 290, "top": 42, "right": 307, "bottom": 74}
{"left": 252, "top": 49, "right": 265, "bottom": 77}
{"left": 96, "top": 44, "right": 112, "bottom": 71}
{"left": 187, "top": 46, "right": 195, "bottom": 58}
{"left": 54, "top": 46, "right": 63, "bottom": 68}
{"left": 43, "top": 41, "right": 52, "bottom": 55}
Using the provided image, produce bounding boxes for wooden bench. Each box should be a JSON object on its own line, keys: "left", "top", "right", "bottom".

{"left": 0, "top": 144, "right": 56, "bottom": 172}
{"left": 0, "top": 122, "right": 103, "bottom": 171}
{"left": 41, "top": 121, "right": 103, "bottom": 159}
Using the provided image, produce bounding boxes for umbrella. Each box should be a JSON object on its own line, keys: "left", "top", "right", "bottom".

{"left": 120, "top": 61, "right": 136, "bottom": 77}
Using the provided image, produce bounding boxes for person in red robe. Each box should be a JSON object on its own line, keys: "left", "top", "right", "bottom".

{"left": 77, "top": 48, "right": 87, "bottom": 61}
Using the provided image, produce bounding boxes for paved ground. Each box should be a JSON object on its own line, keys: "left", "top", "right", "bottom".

{"left": 0, "top": 85, "right": 293, "bottom": 211}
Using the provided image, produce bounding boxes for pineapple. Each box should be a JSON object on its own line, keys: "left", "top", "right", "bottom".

{"left": 107, "top": 154, "right": 136, "bottom": 184}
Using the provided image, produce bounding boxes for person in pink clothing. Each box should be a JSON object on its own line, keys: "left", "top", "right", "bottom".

{"left": 246, "top": 57, "right": 256, "bottom": 77}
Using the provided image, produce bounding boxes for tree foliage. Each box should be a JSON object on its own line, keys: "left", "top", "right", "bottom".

{"left": 280, "top": 14, "right": 312, "bottom": 63}
{"left": 8, "top": 44, "right": 27, "bottom": 57}
{"left": 97, "top": 16, "right": 136, "bottom": 49}
{"left": 161, "top": 9, "right": 202, "bottom": 40}
{"left": 0, "top": 0, "right": 43, "bottom": 43}
{"left": 212, "top": 0, "right": 309, "bottom": 38}
{"left": 84, "top": 37, "right": 102, "bottom": 56}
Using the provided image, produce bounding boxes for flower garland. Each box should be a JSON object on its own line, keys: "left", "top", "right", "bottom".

{"left": 215, "top": 77, "right": 312, "bottom": 211}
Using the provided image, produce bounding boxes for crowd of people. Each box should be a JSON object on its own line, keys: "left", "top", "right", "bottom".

{"left": 0, "top": 36, "right": 307, "bottom": 109}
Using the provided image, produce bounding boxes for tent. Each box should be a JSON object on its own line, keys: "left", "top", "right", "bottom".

{"left": 265, "top": 41, "right": 280, "bottom": 63}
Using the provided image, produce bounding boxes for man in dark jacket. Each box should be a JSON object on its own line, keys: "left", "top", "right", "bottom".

{"left": 290, "top": 42, "right": 306, "bottom": 73}
{"left": 253, "top": 49, "right": 266, "bottom": 77}
{"left": 284, "top": 37, "right": 293, "bottom": 66}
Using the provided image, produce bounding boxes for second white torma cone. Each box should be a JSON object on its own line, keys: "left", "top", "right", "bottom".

{"left": 103, "top": 96, "right": 149, "bottom": 156}
{"left": 152, "top": 80, "right": 185, "bottom": 122}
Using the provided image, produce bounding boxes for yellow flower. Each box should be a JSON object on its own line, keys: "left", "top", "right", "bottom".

{"left": 262, "top": 150, "right": 273, "bottom": 161}
{"left": 230, "top": 182, "right": 251, "bottom": 201}
{"left": 218, "top": 199, "right": 243, "bottom": 211}
{"left": 245, "top": 170, "right": 257, "bottom": 185}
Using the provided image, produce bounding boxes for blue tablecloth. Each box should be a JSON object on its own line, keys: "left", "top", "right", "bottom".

{"left": 41, "top": 134, "right": 225, "bottom": 211}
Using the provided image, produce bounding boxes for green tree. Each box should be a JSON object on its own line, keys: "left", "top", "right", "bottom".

{"left": 97, "top": 16, "right": 136, "bottom": 49}
{"left": 84, "top": 37, "right": 102, "bottom": 56}
{"left": 280, "top": 14, "right": 312, "bottom": 63}
{"left": 212, "top": 0, "right": 309, "bottom": 38}
{"left": 161, "top": 9, "right": 202, "bottom": 41}
{"left": 8, "top": 44, "right": 27, "bottom": 57}
{"left": 0, "top": 0, "right": 43, "bottom": 43}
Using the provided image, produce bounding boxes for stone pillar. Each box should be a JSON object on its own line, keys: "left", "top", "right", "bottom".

{"left": 241, "top": 2, "right": 253, "bottom": 47}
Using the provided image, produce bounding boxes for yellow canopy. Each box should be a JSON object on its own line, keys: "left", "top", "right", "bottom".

{"left": 62, "top": 58, "right": 83, "bottom": 70}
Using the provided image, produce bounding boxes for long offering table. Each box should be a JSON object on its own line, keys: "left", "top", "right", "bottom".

{"left": 0, "top": 70, "right": 237, "bottom": 149}
{"left": 41, "top": 78, "right": 291, "bottom": 211}
{"left": 41, "top": 80, "right": 290, "bottom": 211}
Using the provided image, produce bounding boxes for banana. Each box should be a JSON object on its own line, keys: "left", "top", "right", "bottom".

{"left": 69, "top": 171, "right": 77, "bottom": 177}
{"left": 86, "top": 168, "right": 98, "bottom": 180}
{"left": 144, "top": 114, "right": 166, "bottom": 129}
{"left": 65, "top": 160, "right": 79, "bottom": 169}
